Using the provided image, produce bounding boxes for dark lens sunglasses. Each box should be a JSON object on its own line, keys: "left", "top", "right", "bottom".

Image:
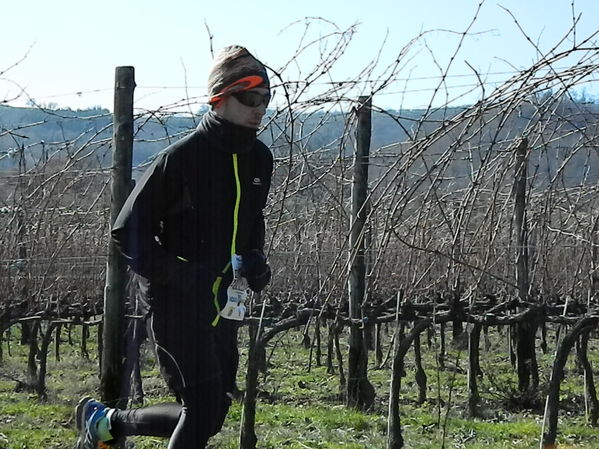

{"left": 231, "top": 91, "right": 271, "bottom": 108}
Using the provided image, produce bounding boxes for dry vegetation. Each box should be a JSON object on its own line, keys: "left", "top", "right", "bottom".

{"left": 1, "top": 8, "right": 599, "bottom": 449}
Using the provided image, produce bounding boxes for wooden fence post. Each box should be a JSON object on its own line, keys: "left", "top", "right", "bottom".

{"left": 101, "top": 66, "right": 135, "bottom": 408}
{"left": 347, "top": 96, "right": 375, "bottom": 409}
{"left": 514, "top": 137, "right": 530, "bottom": 301}
{"left": 590, "top": 218, "right": 599, "bottom": 300}
{"left": 513, "top": 137, "right": 538, "bottom": 393}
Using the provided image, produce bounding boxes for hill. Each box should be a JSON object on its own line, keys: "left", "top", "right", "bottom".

{"left": 1, "top": 101, "right": 598, "bottom": 189}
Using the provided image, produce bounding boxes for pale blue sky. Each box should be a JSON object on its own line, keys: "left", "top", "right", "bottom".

{"left": 1, "top": 0, "right": 598, "bottom": 111}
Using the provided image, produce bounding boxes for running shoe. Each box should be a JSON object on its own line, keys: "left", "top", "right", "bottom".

{"left": 74, "top": 396, "right": 114, "bottom": 449}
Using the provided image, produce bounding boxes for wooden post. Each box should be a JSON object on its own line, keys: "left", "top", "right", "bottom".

{"left": 513, "top": 137, "right": 538, "bottom": 393}
{"left": 101, "top": 66, "right": 135, "bottom": 408}
{"left": 347, "top": 96, "right": 375, "bottom": 410}
{"left": 589, "top": 218, "right": 599, "bottom": 301}
{"left": 514, "top": 138, "right": 529, "bottom": 301}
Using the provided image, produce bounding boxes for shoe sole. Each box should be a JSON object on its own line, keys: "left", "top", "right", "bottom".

{"left": 74, "top": 396, "right": 94, "bottom": 449}
{"left": 76, "top": 396, "right": 93, "bottom": 431}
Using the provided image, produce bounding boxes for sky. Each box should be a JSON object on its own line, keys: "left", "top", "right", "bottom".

{"left": 1, "top": 0, "right": 598, "bottom": 112}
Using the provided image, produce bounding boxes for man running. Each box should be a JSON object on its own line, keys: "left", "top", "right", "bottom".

{"left": 75, "top": 45, "right": 273, "bottom": 449}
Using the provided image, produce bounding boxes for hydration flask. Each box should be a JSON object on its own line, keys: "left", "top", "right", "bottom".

{"left": 220, "top": 254, "right": 248, "bottom": 321}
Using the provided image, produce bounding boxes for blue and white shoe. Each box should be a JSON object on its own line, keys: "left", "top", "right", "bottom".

{"left": 75, "top": 397, "right": 114, "bottom": 449}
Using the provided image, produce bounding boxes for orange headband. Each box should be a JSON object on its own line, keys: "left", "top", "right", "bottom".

{"left": 208, "top": 75, "right": 266, "bottom": 107}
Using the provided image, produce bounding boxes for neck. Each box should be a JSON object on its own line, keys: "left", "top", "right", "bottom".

{"left": 200, "top": 110, "right": 257, "bottom": 154}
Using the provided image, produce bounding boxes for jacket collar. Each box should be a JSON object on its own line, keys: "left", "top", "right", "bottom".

{"left": 198, "top": 110, "right": 257, "bottom": 154}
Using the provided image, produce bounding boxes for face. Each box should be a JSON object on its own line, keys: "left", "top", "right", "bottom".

{"left": 213, "top": 87, "right": 269, "bottom": 129}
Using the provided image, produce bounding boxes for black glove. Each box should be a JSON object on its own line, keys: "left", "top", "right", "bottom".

{"left": 240, "top": 249, "right": 271, "bottom": 292}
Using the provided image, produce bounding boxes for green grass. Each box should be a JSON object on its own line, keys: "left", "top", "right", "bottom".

{"left": 0, "top": 323, "right": 598, "bottom": 448}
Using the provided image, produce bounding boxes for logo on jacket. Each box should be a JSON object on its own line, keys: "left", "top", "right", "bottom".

{"left": 252, "top": 177, "right": 262, "bottom": 186}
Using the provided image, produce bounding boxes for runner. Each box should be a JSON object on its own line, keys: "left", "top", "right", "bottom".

{"left": 75, "top": 45, "right": 273, "bottom": 449}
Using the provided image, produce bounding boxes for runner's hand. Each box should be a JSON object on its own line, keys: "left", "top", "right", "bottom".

{"left": 240, "top": 249, "right": 271, "bottom": 292}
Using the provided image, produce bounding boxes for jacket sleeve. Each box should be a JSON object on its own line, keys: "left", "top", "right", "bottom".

{"left": 111, "top": 152, "right": 170, "bottom": 279}
{"left": 247, "top": 144, "right": 273, "bottom": 253}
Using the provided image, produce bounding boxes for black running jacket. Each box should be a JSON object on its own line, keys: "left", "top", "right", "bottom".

{"left": 111, "top": 111, "right": 272, "bottom": 319}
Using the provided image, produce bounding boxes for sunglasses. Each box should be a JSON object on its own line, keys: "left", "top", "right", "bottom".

{"left": 231, "top": 90, "right": 271, "bottom": 108}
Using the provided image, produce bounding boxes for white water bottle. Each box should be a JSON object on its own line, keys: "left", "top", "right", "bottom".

{"left": 220, "top": 254, "right": 248, "bottom": 321}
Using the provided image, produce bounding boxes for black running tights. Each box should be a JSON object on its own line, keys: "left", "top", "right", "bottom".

{"left": 110, "top": 379, "right": 230, "bottom": 449}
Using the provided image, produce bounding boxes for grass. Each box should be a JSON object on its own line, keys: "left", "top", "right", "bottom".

{"left": 0, "top": 322, "right": 598, "bottom": 448}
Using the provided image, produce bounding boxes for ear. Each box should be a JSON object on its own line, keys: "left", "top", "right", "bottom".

{"left": 212, "top": 102, "right": 225, "bottom": 118}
